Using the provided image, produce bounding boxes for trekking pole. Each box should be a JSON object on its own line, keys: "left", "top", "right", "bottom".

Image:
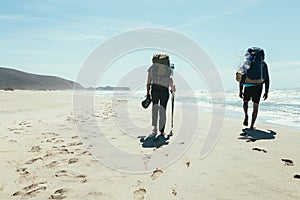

{"left": 169, "top": 63, "right": 175, "bottom": 137}
{"left": 169, "top": 89, "right": 175, "bottom": 136}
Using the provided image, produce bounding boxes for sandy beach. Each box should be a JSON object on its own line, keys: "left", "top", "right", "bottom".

{"left": 0, "top": 90, "right": 299, "bottom": 200}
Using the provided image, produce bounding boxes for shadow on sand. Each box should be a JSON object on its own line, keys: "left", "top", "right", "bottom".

{"left": 138, "top": 133, "right": 171, "bottom": 148}
{"left": 238, "top": 128, "right": 277, "bottom": 142}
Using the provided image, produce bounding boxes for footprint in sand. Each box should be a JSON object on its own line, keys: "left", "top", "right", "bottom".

{"left": 45, "top": 161, "right": 59, "bottom": 168}
{"left": 87, "top": 191, "right": 104, "bottom": 197}
{"left": 42, "top": 132, "right": 60, "bottom": 137}
{"left": 8, "top": 127, "right": 24, "bottom": 132}
{"left": 74, "top": 149, "right": 92, "bottom": 156}
{"left": 68, "top": 158, "right": 79, "bottom": 164}
{"left": 142, "top": 155, "right": 151, "bottom": 170}
{"left": 66, "top": 116, "right": 73, "bottom": 122}
{"left": 172, "top": 188, "right": 177, "bottom": 196}
{"left": 252, "top": 147, "right": 267, "bottom": 153}
{"left": 133, "top": 188, "right": 146, "bottom": 200}
{"left": 43, "top": 150, "right": 53, "bottom": 158}
{"left": 55, "top": 170, "right": 68, "bottom": 177}
{"left": 30, "top": 145, "right": 42, "bottom": 152}
{"left": 12, "top": 191, "right": 22, "bottom": 196}
{"left": 54, "top": 139, "right": 65, "bottom": 144}
{"left": 46, "top": 137, "right": 58, "bottom": 143}
{"left": 49, "top": 188, "right": 70, "bottom": 199}
{"left": 151, "top": 169, "right": 163, "bottom": 180}
{"left": 19, "top": 121, "right": 31, "bottom": 127}
{"left": 16, "top": 167, "right": 29, "bottom": 176}
{"left": 16, "top": 166, "right": 37, "bottom": 182}
{"left": 281, "top": 159, "right": 294, "bottom": 166}
{"left": 68, "top": 142, "right": 83, "bottom": 146}
{"left": 25, "top": 157, "right": 43, "bottom": 164}
{"left": 58, "top": 148, "right": 73, "bottom": 154}
{"left": 13, "top": 182, "right": 47, "bottom": 198}
{"left": 186, "top": 160, "right": 191, "bottom": 167}
{"left": 55, "top": 170, "right": 87, "bottom": 183}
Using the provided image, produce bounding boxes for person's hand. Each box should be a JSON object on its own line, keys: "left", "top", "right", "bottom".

{"left": 146, "top": 93, "right": 150, "bottom": 99}
{"left": 239, "top": 91, "right": 244, "bottom": 99}
{"left": 263, "top": 93, "right": 268, "bottom": 100}
{"left": 171, "top": 85, "right": 176, "bottom": 93}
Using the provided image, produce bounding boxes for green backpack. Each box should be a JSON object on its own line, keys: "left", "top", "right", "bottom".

{"left": 150, "top": 53, "right": 171, "bottom": 88}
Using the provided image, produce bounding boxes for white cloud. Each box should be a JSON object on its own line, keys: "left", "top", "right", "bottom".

{"left": 44, "top": 31, "right": 107, "bottom": 42}
{"left": 0, "top": 14, "right": 53, "bottom": 22}
{"left": 0, "top": 15, "right": 24, "bottom": 20}
{"left": 175, "top": 0, "right": 264, "bottom": 29}
{"left": 175, "top": 15, "right": 216, "bottom": 29}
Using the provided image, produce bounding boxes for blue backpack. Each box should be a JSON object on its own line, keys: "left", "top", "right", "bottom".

{"left": 241, "top": 47, "right": 267, "bottom": 84}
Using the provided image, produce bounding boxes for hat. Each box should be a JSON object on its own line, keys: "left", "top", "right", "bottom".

{"left": 141, "top": 95, "right": 152, "bottom": 109}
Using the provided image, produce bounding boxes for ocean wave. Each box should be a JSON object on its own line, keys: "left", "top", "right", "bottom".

{"left": 94, "top": 88, "right": 300, "bottom": 130}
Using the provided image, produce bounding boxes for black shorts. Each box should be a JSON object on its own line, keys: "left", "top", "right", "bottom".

{"left": 244, "top": 85, "right": 263, "bottom": 104}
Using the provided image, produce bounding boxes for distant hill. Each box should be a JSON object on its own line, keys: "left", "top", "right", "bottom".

{"left": 0, "top": 67, "right": 83, "bottom": 90}
{"left": 96, "top": 86, "right": 130, "bottom": 91}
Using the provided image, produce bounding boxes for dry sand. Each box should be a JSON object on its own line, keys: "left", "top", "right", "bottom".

{"left": 0, "top": 90, "right": 299, "bottom": 200}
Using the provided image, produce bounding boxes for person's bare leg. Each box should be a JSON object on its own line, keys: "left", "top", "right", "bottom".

{"left": 250, "top": 103, "right": 259, "bottom": 129}
{"left": 152, "top": 126, "right": 157, "bottom": 133}
{"left": 151, "top": 104, "right": 159, "bottom": 133}
{"left": 243, "top": 101, "right": 249, "bottom": 126}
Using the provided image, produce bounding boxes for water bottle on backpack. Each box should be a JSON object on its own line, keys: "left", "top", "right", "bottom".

{"left": 236, "top": 51, "right": 252, "bottom": 81}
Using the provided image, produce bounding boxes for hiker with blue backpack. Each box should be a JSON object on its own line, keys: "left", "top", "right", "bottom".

{"left": 236, "top": 47, "right": 270, "bottom": 129}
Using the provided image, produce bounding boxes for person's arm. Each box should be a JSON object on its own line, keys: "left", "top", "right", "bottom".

{"left": 146, "top": 72, "right": 151, "bottom": 96}
{"left": 263, "top": 62, "right": 270, "bottom": 100}
{"left": 169, "top": 78, "right": 175, "bottom": 93}
{"left": 239, "top": 82, "right": 244, "bottom": 98}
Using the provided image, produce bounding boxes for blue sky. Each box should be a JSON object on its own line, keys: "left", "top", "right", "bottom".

{"left": 1, "top": 0, "right": 300, "bottom": 90}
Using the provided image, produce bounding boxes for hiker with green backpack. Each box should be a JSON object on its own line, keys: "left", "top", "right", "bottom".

{"left": 236, "top": 47, "right": 270, "bottom": 129}
{"left": 146, "top": 53, "right": 176, "bottom": 136}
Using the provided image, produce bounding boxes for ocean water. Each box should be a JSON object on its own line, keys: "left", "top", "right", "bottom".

{"left": 94, "top": 88, "right": 300, "bottom": 131}
{"left": 224, "top": 88, "right": 300, "bottom": 130}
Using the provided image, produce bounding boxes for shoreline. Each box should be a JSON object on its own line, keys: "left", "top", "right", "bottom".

{"left": 4, "top": 88, "right": 298, "bottom": 131}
